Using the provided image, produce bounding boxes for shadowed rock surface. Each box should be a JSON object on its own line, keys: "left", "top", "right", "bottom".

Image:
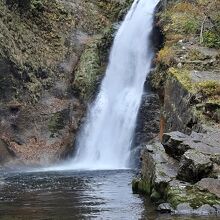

{"left": 177, "top": 149, "right": 213, "bottom": 183}
{"left": 130, "top": 92, "right": 160, "bottom": 168}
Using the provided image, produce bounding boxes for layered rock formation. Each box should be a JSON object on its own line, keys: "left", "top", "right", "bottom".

{"left": 133, "top": 131, "right": 220, "bottom": 215}
{"left": 133, "top": 0, "right": 220, "bottom": 216}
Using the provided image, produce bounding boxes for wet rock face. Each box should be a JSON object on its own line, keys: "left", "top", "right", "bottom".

{"left": 133, "top": 93, "right": 160, "bottom": 146}
{"left": 130, "top": 92, "right": 160, "bottom": 167}
{"left": 0, "top": 0, "right": 130, "bottom": 166}
{"left": 0, "top": 97, "right": 85, "bottom": 166}
{"left": 0, "top": 139, "right": 15, "bottom": 165}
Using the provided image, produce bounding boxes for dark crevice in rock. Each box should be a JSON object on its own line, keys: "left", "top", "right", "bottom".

{"left": 130, "top": 88, "right": 160, "bottom": 168}
{"left": 186, "top": 118, "right": 197, "bottom": 129}
{"left": 150, "top": 2, "right": 165, "bottom": 54}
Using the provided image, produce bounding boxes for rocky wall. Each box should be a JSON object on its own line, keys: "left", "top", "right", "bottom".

{"left": 0, "top": 0, "right": 132, "bottom": 167}
{"left": 133, "top": 0, "right": 220, "bottom": 216}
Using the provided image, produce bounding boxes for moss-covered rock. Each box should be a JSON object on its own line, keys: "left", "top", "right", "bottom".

{"left": 167, "top": 181, "right": 220, "bottom": 209}
{"left": 48, "top": 109, "right": 70, "bottom": 135}
{"left": 132, "top": 178, "right": 152, "bottom": 195}
{"left": 72, "top": 26, "right": 116, "bottom": 102}
{"left": 132, "top": 142, "right": 179, "bottom": 200}
{"left": 151, "top": 0, "right": 220, "bottom": 128}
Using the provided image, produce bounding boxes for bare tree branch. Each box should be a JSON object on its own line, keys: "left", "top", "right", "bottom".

{"left": 200, "top": 16, "right": 207, "bottom": 44}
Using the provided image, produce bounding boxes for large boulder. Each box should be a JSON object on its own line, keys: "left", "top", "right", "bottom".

{"left": 132, "top": 142, "right": 178, "bottom": 200}
{"left": 196, "top": 178, "right": 220, "bottom": 199}
{"left": 177, "top": 150, "right": 213, "bottom": 183}
{"left": 162, "top": 131, "right": 220, "bottom": 182}
{"left": 135, "top": 132, "right": 220, "bottom": 215}
{"left": 162, "top": 131, "right": 190, "bottom": 160}
{"left": 162, "top": 131, "right": 220, "bottom": 161}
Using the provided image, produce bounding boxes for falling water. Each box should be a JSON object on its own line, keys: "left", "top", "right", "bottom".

{"left": 66, "top": 0, "right": 159, "bottom": 170}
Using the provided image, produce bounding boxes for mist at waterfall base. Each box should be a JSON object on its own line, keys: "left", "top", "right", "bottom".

{"left": 49, "top": 0, "right": 159, "bottom": 171}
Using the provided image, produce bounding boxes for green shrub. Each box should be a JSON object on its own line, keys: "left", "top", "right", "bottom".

{"left": 196, "top": 80, "right": 220, "bottom": 97}
{"left": 203, "top": 31, "right": 220, "bottom": 48}
{"left": 183, "top": 19, "right": 200, "bottom": 34}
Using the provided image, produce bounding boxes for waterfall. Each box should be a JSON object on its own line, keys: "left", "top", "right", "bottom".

{"left": 66, "top": 0, "right": 159, "bottom": 170}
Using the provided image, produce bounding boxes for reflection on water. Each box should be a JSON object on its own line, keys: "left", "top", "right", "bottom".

{"left": 0, "top": 170, "right": 219, "bottom": 220}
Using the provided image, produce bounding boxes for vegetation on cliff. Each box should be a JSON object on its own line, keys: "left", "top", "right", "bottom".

{"left": 0, "top": 0, "right": 129, "bottom": 104}
{"left": 153, "top": 0, "right": 220, "bottom": 125}
{"left": 134, "top": 0, "right": 220, "bottom": 215}
{"left": 0, "top": 0, "right": 131, "bottom": 165}
{"left": 159, "top": 0, "right": 220, "bottom": 48}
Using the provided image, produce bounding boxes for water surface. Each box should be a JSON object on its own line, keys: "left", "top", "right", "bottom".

{"left": 0, "top": 170, "right": 219, "bottom": 220}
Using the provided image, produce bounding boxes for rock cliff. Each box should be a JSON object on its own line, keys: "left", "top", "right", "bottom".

{"left": 0, "top": 0, "right": 131, "bottom": 167}
{"left": 133, "top": 0, "right": 220, "bottom": 216}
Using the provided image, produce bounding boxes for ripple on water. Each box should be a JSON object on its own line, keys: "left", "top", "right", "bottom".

{"left": 0, "top": 170, "right": 219, "bottom": 220}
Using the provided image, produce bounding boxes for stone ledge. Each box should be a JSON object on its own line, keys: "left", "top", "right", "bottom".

{"left": 133, "top": 131, "right": 220, "bottom": 216}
